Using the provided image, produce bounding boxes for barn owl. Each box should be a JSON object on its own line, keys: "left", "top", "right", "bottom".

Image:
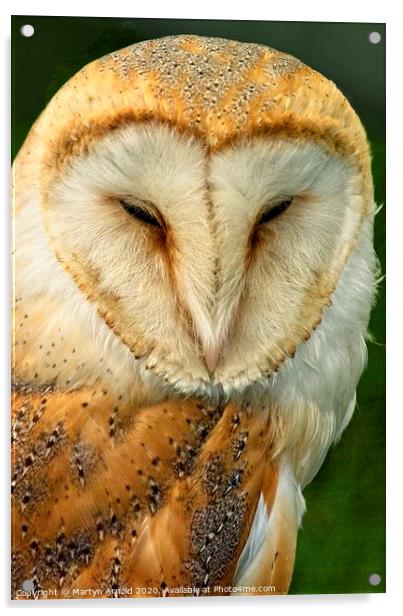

{"left": 12, "top": 34, "right": 377, "bottom": 599}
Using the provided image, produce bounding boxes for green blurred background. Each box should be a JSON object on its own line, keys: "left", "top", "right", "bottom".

{"left": 11, "top": 16, "right": 385, "bottom": 595}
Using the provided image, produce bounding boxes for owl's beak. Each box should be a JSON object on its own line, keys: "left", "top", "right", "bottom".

{"left": 204, "top": 345, "right": 220, "bottom": 373}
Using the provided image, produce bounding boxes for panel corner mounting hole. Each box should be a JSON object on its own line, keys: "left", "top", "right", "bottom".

{"left": 22, "top": 579, "right": 35, "bottom": 592}
{"left": 368, "top": 31, "right": 381, "bottom": 45}
{"left": 20, "top": 24, "right": 35, "bottom": 38}
{"left": 368, "top": 573, "right": 381, "bottom": 586}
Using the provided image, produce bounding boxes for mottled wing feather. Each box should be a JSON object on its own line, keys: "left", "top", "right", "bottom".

{"left": 12, "top": 386, "right": 280, "bottom": 598}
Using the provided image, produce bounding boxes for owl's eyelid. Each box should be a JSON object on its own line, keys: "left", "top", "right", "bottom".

{"left": 119, "top": 198, "right": 163, "bottom": 227}
{"left": 258, "top": 196, "right": 294, "bottom": 225}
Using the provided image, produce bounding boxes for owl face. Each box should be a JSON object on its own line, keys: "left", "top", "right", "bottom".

{"left": 44, "top": 120, "right": 361, "bottom": 393}
{"left": 16, "top": 34, "right": 374, "bottom": 402}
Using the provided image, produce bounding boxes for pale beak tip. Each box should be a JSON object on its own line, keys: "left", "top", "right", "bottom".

{"left": 204, "top": 348, "right": 219, "bottom": 374}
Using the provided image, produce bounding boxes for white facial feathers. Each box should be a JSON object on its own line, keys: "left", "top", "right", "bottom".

{"left": 43, "top": 122, "right": 371, "bottom": 387}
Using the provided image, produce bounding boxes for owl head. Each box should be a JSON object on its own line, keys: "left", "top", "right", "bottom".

{"left": 14, "top": 34, "right": 376, "bottom": 403}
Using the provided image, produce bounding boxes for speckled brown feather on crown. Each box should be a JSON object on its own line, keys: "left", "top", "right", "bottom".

{"left": 23, "top": 35, "right": 372, "bottom": 207}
